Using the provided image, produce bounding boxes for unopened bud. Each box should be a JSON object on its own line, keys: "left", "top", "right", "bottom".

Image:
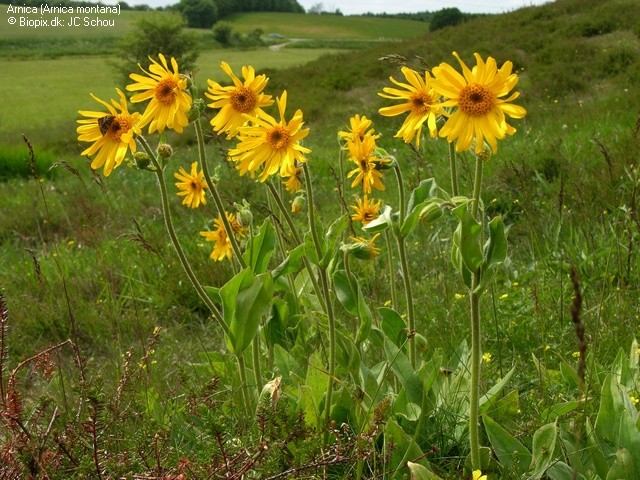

{"left": 291, "top": 195, "right": 306, "bottom": 214}
{"left": 188, "top": 98, "right": 206, "bottom": 123}
{"left": 133, "top": 152, "right": 151, "bottom": 170}
{"left": 157, "top": 143, "right": 173, "bottom": 159}
{"left": 419, "top": 202, "right": 443, "bottom": 223}
{"left": 234, "top": 200, "right": 253, "bottom": 228}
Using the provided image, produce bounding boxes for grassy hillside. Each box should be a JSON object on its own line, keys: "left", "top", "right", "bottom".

{"left": 1, "top": 0, "right": 640, "bottom": 477}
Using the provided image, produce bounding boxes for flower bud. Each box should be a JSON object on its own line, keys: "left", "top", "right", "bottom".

{"left": 133, "top": 152, "right": 151, "bottom": 170}
{"left": 419, "top": 202, "right": 443, "bottom": 223}
{"left": 188, "top": 98, "right": 206, "bottom": 123}
{"left": 234, "top": 200, "right": 253, "bottom": 228}
{"left": 157, "top": 143, "right": 173, "bottom": 159}
{"left": 291, "top": 195, "right": 306, "bottom": 214}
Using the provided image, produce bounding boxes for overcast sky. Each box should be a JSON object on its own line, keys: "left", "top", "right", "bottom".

{"left": 296, "top": 0, "right": 552, "bottom": 15}
{"left": 120, "top": 0, "right": 553, "bottom": 15}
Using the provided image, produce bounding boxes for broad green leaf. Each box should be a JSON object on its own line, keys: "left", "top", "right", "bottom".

{"left": 272, "top": 244, "right": 306, "bottom": 279}
{"left": 479, "top": 366, "right": 516, "bottom": 413}
{"left": 547, "top": 461, "right": 585, "bottom": 480}
{"left": 407, "top": 461, "right": 442, "bottom": 480}
{"left": 400, "top": 178, "right": 438, "bottom": 237}
{"left": 451, "top": 236, "right": 473, "bottom": 289}
{"left": 384, "top": 337, "right": 423, "bottom": 405}
{"left": 363, "top": 204, "right": 394, "bottom": 234}
{"left": 586, "top": 418, "right": 610, "bottom": 480}
{"left": 606, "top": 448, "right": 636, "bottom": 480}
{"left": 356, "top": 286, "right": 372, "bottom": 345}
{"left": 221, "top": 269, "right": 274, "bottom": 355}
{"left": 483, "top": 414, "right": 531, "bottom": 476}
{"left": 378, "top": 307, "right": 406, "bottom": 347}
{"left": 529, "top": 422, "right": 557, "bottom": 479}
{"left": 336, "top": 329, "right": 361, "bottom": 374}
{"left": 300, "top": 353, "right": 328, "bottom": 427}
{"left": 392, "top": 387, "right": 421, "bottom": 422}
{"left": 452, "top": 204, "right": 483, "bottom": 273}
{"left": 243, "top": 218, "right": 277, "bottom": 274}
{"left": 475, "top": 216, "right": 508, "bottom": 294}
{"left": 322, "top": 213, "right": 349, "bottom": 268}
{"left": 333, "top": 269, "right": 358, "bottom": 315}
{"left": 385, "top": 418, "right": 424, "bottom": 473}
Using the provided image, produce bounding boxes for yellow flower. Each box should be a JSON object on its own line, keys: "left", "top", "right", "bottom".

{"left": 174, "top": 162, "right": 207, "bottom": 208}
{"left": 283, "top": 165, "right": 303, "bottom": 193}
{"left": 345, "top": 233, "right": 382, "bottom": 260}
{"left": 206, "top": 61, "right": 274, "bottom": 139}
{"left": 472, "top": 470, "right": 487, "bottom": 480}
{"left": 77, "top": 88, "right": 142, "bottom": 177}
{"left": 338, "top": 114, "right": 380, "bottom": 143}
{"left": 429, "top": 51, "right": 526, "bottom": 154}
{"left": 351, "top": 195, "right": 382, "bottom": 225}
{"left": 378, "top": 66, "right": 444, "bottom": 147}
{"left": 200, "top": 212, "right": 246, "bottom": 262}
{"left": 127, "top": 53, "right": 192, "bottom": 134}
{"left": 482, "top": 352, "right": 492, "bottom": 364}
{"left": 346, "top": 134, "right": 387, "bottom": 194}
{"left": 228, "top": 91, "right": 311, "bottom": 182}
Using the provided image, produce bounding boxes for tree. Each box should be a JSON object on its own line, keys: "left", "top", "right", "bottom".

{"left": 430, "top": 7, "right": 464, "bottom": 32}
{"left": 175, "top": 0, "right": 217, "bottom": 28}
{"left": 114, "top": 13, "right": 200, "bottom": 85}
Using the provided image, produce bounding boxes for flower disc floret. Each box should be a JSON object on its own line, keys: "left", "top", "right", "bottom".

{"left": 206, "top": 61, "right": 274, "bottom": 139}
{"left": 77, "top": 88, "right": 142, "bottom": 177}
{"left": 346, "top": 134, "right": 386, "bottom": 194}
{"left": 429, "top": 51, "right": 527, "bottom": 154}
{"left": 126, "top": 53, "right": 192, "bottom": 134}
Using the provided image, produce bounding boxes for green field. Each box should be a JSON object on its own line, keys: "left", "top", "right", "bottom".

{"left": 2, "top": 0, "right": 640, "bottom": 478}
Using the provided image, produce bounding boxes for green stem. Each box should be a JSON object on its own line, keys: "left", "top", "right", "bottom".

{"left": 393, "top": 163, "right": 416, "bottom": 368}
{"left": 236, "top": 353, "right": 252, "bottom": 416}
{"left": 265, "top": 181, "right": 324, "bottom": 310}
{"left": 468, "top": 153, "right": 484, "bottom": 470}
{"left": 194, "top": 118, "right": 246, "bottom": 269}
{"left": 449, "top": 142, "right": 459, "bottom": 197}
{"left": 139, "top": 136, "right": 228, "bottom": 337}
{"left": 252, "top": 334, "right": 263, "bottom": 390}
{"left": 302, "top": 163, "right": 337, "bottom": 434}
{"left": 384, "top": 230, "right": 398, "bottom": 310}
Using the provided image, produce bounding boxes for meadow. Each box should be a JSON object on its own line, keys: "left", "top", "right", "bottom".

{"left": 1, "top": 0, "right": 640, "bottom": 478}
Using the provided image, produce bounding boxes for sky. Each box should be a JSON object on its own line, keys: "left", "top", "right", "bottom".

{"left": 121, "top": 0, "right": 553, "bottom": 15}
{"left": 295, "top": 0, "right": 552, "bottom": 15}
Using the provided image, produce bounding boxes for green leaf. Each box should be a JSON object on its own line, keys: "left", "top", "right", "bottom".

{"left": 547, "top": 461, "right": 585, "bottom": 480}
{"left": 606, "top": 448, "right": 636, "bottom": 480}
{"left": 378, "top": 307, "right": 406, "bottom": 347}
{"left": 452, "top": 204, "right": 483, "bottom": 273}
{"left": 272, "top": 244, "right": 305, "bottom": 279}
{"left": 384, "top": 337, "right": 423, "bottom": 405}
{"left": 479, "top": 366, "right": 516, "bottom": 413}
{"left": 541, "top": 400, "right": 581, "bottom": 421}
{"left": 221, "top": 269, "right": 274, "bottom": 355}
{"left": 407, "top": 461, "right": 442, "bottom": 479}
{"left": 529, "top": 421, "right": 557, "bottom": 479}
{"left": 400, "top": 178, "right": 438, "bottom": 237}
{"left": 363, "top": 204, "right": 394, "bottom": 234}
{"left": 300, "top": 353, "right": 329, "bottom": 427}
{"left": 475, "top": 216, "right": 508, "bottom": 294}
{"left": 333, "top": 269, "right": 358, "bottom": 315}
{"left": 385, "top": 418, "right": 424, "bottom": 473}
{"left": 243, "top": 218, "right": 277, "bottom": 274}
{"left": 483, "top": 414, "right": 531, "bottom": 476}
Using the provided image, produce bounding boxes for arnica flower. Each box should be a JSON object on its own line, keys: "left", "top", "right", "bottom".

{"left": 472, "top": 470, "right": 487, "bottom": 480}
{"left": 344, "top": 233, "right": 382, "bottom": 260}
{"left": 174, "top": 162, "right": 207, "bottom": 208}
{"left": 127, "top": 53, "right": 192, "bottom": 134}
{"left": 206, "top": 61, "right": 274, "bottom": 139}
{"left": 77, "top": 88, "right": 142, "bottom": 177}
{"left": 228, "top": 91, "right": 311, "bottom": 182}
{"left": 338, "top": 114, "right": 380, "bottom": 143}
{"left": 429, "top": 52, "right": 527, "bottom": 154}
{"left": 200, "top": 212, "right": 246, "bottom": 262}
{"left": 351, "top": 195, "right": 382, "bottom": 225}
{"left": 378, "top": 66, "right": 444, "bottom": 147}
{"left": 283, "top": 165, "right": 303, "bottom": 194}
{"left": 346, "top": 134, "right": 387, "bottom": 194}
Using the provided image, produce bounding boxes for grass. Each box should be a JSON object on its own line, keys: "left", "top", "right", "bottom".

{"left": 1, "top": 0, "right": 640, "bottom": 477}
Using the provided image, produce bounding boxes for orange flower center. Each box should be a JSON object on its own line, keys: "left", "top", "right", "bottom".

{"left": 231, "top": 86, "right": 258, "bottom": 113}
{"left": 155, "top": 78, "right": 178, "bottom": 105}
{"left": 363, "top": 210, "right": 376, "bottom": 222}
{"left": 267, "top": 126, "right": 291, "bottom": 150}
{"left": 105, "top": 115, "right": 132, "bottom": 141}
{"left": 410, "top": 92, "right": 432, "bottom": 114}
{"left": 458, "top": 84, "right": 495, "bottom": 117}
{"left": 358, "top": 158, "right": 371, "bottom": 172}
